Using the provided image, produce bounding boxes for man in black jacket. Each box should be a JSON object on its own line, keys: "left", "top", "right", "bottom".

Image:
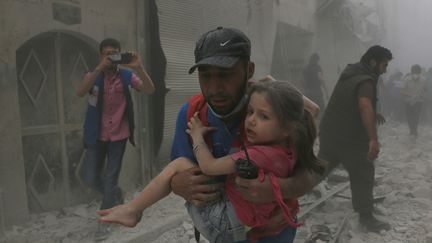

{"left": 318, "top": 45, "right": 392, "bottom": 232}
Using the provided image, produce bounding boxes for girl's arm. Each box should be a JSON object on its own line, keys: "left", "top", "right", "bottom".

{"left": 192, "top": 141, "right": 236, "bottom": 175}
{"left": 186, "top": 113, "right": 237, "bottom": 176}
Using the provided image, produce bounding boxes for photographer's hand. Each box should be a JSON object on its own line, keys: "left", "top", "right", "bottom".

{"left": 98, "top": 55, "right": 112, "bottom": 71}
{"left": 125, "top": 51, "right": 155, "bottom": 94}
{"left": 124, "top": 52, "right": 141, "bottom": 70}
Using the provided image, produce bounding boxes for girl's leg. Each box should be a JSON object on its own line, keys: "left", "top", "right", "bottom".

{"left": 130, "top": 157, "right": 196, "bottom": 211}
{"left": 98, "top": 157, "right": 195, "bottom": 226}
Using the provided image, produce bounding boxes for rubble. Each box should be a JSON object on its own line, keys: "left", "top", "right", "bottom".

{"left": 1, "top": 121, "right": 431, "bottom": 243}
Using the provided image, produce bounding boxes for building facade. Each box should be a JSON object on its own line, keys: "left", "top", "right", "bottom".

{"left": 0, "top": 0, "right": 386, "bottom": 228}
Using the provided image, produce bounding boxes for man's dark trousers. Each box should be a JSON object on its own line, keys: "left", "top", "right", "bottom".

{"left": 83, "top": 138, "right": 127, "bottom": 209}
{"left": 317, "top": 136, "right": 374, "bottom": 214}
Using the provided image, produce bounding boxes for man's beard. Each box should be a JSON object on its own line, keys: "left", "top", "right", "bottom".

{"left": 373, "top": 66, "right": 382, "bottom": 76}
{"left": 207, "top": 93, "right": 248, "bottom": 119}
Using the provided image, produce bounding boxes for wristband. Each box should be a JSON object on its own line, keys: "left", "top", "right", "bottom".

{"left": 192, "top": 141, "right": 206, "bottom": 155}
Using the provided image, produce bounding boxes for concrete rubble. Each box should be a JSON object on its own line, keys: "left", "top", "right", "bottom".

{"left": 1, "top": 121, "right": 431, "bottom": 243}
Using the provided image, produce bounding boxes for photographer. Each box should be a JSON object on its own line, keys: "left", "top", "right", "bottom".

{"left": 76, "top": 38, "right": 154, "bottom": 241}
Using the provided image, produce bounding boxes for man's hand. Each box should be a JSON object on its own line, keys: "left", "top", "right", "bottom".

{"left": 234, "top": 174, "right": 275, "bottom": 203}
{"left": 235, "top": 166, "right": 313, "bottom": 202}
{"left": 121, "top": 51, "right": 155, "bottom": 94}
{"left": 123, "top": 52, "right": 142, "bottom": 70}
{"left": 367, "top": 139, "right": 380, "bottom": 161}
{"left": 265, "top": 206, "right": 286, "bottom": 229}
{"left": 170, "top": 166, "right": 223, "bottom": 206}
{"left": 98, "top": 55, "right": 112, "bottom": 71}
{"left": 376, "top": 113, "right": 386, "bottom": 125}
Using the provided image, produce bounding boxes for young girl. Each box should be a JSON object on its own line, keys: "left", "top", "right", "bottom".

{"left": 97, "top": 81, "right": 323, "bottom": 242}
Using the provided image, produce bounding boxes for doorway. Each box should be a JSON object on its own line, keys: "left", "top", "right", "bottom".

{"left": 16, "top": 32, "right": 98, "bottom": 212}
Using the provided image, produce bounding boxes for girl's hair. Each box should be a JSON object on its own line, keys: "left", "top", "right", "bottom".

{"left": 247, "top": 81, "right": 324, "bottom": 174}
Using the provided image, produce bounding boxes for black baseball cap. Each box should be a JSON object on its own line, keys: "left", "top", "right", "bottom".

{"left": 189, "top": 27, "right": 251, "bottom": 74}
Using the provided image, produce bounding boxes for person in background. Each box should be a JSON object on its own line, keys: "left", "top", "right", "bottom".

{"left": 76, "top": 38, "right": 155, "bottom": 241}
{"left": 315, "top": 45, "right": 393, "bottom": 233}
{"left": 302, "top": 53, "right": 329, "bottom": 115}
{"left": 385, "top": 71, "right": 404, "bottom": 121}
{"left": 401, "top": 64, "right": 427, "bottom": 137}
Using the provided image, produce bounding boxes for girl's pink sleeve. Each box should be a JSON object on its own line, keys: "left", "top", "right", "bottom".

{"left": 230, "top": 150, "right": 246, "bottom": 161}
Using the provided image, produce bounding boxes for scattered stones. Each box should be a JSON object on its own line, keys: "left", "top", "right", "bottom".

{"left": 1, "top": 122, "right": 431, "bottom": 243}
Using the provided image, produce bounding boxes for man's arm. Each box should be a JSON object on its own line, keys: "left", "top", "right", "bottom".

{"left": 170, "top": 166, "right": 223, "bottom": 206}
{"left": 357, "top": 81, "right": 379, "bottom": 161}
{"left": 234, "top": 164, "right": 313, "bottom": 203}
{"left": 124, "top": 52, "right": 155, "bottom": 94}
{"left": 76, "top": 57, "right": 110, "bottom": 97}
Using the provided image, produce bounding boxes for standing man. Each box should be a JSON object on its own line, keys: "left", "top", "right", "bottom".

{"left": 76, "top": 38, "right": 154, "bottom": 240}
{"left": 169, "top": 27, "right": 317, "bottom": 242}
{"left": 317, "top": 45, "right": 392, "bottom": 232}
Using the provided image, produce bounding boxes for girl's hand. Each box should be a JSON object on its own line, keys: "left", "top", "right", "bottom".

{"left": 186, "top": 112, "right": 216, "bottom": 140}
{"left": 97, "top": 204, "right": 142, "bottom": 227}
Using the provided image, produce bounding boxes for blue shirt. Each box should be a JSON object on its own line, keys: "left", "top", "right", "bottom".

{"left": 170, "top": 102, "right": 242, "bottom": 162}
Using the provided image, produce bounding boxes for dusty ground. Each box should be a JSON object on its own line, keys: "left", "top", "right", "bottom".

{"left": 2, "top": 121, "right": 432, "bottom": 243}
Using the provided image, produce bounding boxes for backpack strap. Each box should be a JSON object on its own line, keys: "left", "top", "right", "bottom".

{"left": 187, "top": 93, "right": 208, "bottom": 126}
{"left": 187, "top": 93, "right": 212, "bottom": 147}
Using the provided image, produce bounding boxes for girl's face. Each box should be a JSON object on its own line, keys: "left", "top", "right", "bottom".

{"left": 245, "top": 92, "right": 290, "bottom": 145}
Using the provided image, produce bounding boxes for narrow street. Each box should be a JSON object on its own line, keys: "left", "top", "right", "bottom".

{"left": 3, "top": 120, "right": 430, "bottom": 243}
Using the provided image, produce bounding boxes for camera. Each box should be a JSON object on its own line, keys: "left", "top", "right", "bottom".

{"left": 109, "top": 52, "right": 132, "bottom": 64}
{"left": 235, "top": 158, "right": 258, "bottom": 179}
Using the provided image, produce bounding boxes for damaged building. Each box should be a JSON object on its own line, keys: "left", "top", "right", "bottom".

{"left": 0, "top": 0, "right": 390, "bottom": 232}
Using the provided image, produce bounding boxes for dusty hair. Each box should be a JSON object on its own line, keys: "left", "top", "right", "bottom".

{"left": 360, "top": 45, "right": 392, "bottom": 64}
{"left": 247, "top": 81, "right": 324, "bottom": 174}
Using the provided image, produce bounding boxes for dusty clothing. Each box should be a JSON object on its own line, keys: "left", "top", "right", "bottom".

{"left": 319, "top": 62, "right": 378, "bottom": 145}
{"left": 99, "top": 71, "right": 141, "bottom": 142}
{"left": 83, "top": 68, "right": 140, "bottom": 146}
{"left": 402, "top": 74, "right": 427, "bottom": 105}
{"left": 401, "top": 73, "right": 426, "bottom": 135}
{"left": 172, "top": 94, "right": 297, "bottom": 243}
{"left": 318, "top": 62, "right": 379, "bottom": 214}
{"left": 227, "top": 145, "right": 299, "bottom": 228}
{"left": 82, "top": 68, "right": 141, "bottom": 210}
{"left": 303, "top": 63, "right": 325, "bottom": 109}
{"left": 405, "top": 102, "right": 423, "bottom": 135}
{"left": 318, "top": 137, "right": 374, "bottom": 214}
